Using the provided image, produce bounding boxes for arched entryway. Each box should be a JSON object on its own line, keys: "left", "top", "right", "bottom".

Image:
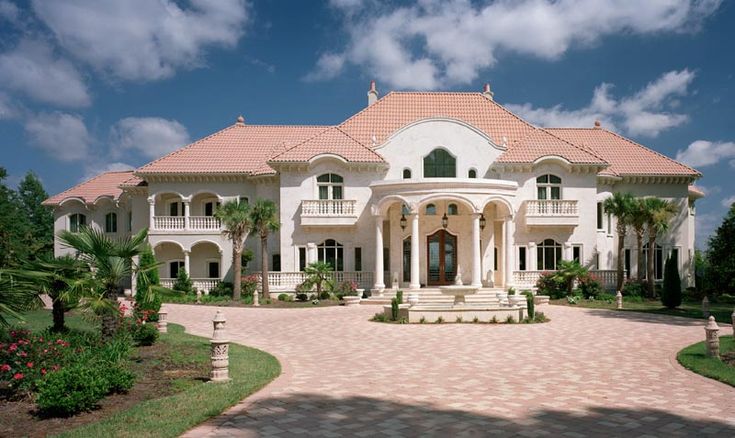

{"left": 426, "top": 229, "right": 457, "bottom": 285}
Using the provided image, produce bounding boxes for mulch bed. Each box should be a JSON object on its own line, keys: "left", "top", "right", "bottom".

{"left": 0, "top": 339, "right": 208, "bottom": 438}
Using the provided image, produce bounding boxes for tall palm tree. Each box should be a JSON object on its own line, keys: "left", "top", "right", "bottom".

{"left": 642, "top": 198, "right": 678, "bottom": 297}
{"left": 214, "top": 200, "right": 252, "bottom": 302}
{"left": 629, "top": 198, "right": 648, "bottom": 282}
{"left": 603, "top": 192, "right": 635, "bottom": 292}
{"left": 249, "top": 199, "right": 280, "bottom": 302}
{"left": 59, "top": 227, "right": 149, "bottom": 339}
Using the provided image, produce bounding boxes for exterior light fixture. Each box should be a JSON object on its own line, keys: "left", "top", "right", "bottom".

{"left": 479, "top": 214, "right": 486, "bottom": 231}
{"left": 400, "top": 213, "right": 407, "bottom": 231}
{"left": 441, "top": 213, "right": 449, "bottom": 229}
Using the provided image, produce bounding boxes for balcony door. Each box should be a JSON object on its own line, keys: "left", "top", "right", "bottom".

{"left": 427, "top": 230, "right": 457, "bottom": 286}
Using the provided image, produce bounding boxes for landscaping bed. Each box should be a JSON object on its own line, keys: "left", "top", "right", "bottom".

{"left": 162, "top": 294, "right": 343, "bottom": 308}
{"left": 550, "top": 297, "right": 733, "bottom": 324}
{"left": 677, "top": 335, "right": 735, "bottom": 387}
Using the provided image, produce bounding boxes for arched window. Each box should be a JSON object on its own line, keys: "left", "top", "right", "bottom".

{"left": 643, "top": 243, "right": 664, "bottom": 281}
{"left": 105, "top": 212, "right": 117, "bottom": 233}
{"left": 69, "top": 213, "right": 86, "bottom": 233}
{"left": 317, "top": 174, "right": 344, "bottom": 200}
{"left": 317, "top": 239, "right": 344, "bottom": 271}
{"left": 402, "top": 168, "right": 412, "bottom": 179}
{"left": 423, "top": 148, "right": 456, "bottom": 178}
{"left": 537, "top": 239, "right": 562, "bottom": 270}
{"left": 536, "top": 174, "right": 562, "bottom": 200}
{"left": 425, "top": 203, "right": 436, "bottom": 215}
{"left": 447, "top": 203, "right": 459, "bottom": 215}
{"left": 468, "top": 168, "right": 477, "bottom": 178}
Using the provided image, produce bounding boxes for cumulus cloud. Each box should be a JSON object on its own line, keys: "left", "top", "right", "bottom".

{"left": 507, "top": 69, "right": 695, "bottom": 137}
{"left": 31, "top": 0, "right": 249, "bottom": 81}
{"left": 676, "top": 140, "right": 735, "bottom": 167}
{"left": 0, "top": 39, "right": 91, "bottom": 108}
{"left": 0, "top": 1, "right": 19, "bottom": 22}
{"left": 110, "top": 117, "right": 190, "bottom": 159}
{"left": 312, "top": 0, "right": 721, "bottom": 89}
{"left": 722, "top": 195, "right": 735, "bottom": 209}
{"left": 24, "top": 112, "right": 91, "bottom": 161}
{"left": 0, "top": 93, "right": 21, "bottom": 120}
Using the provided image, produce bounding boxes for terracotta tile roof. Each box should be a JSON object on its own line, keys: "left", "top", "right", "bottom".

{"left": 495, "top": 128, "right": 608, "bottom": 165}
{"left": 547, "top": 128, "right": 701, "bottom": 177}
{"left": 43, "top": 171, "right": 135, "bottom": 206}
{"left": 339, "top": 91, "right": 535, "bottom": 148}
{"left": 120, "top": 174, "right": 146, "bottom": 187}
{"left": 136, "top": 123, "right": 329, "bottom": 175}
{"left": 269, "top": 127, "right": 385, "bottom": 164}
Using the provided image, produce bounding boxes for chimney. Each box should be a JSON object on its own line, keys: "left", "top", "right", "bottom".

{"left": 482, "top": 83, "right": 494, "bottom": 101}
{"left": 236, "top": 115, "right": 245, "bottom": 125}
{"left": 367, "top": 80, "right": 379, "bottom": 106}
{"left": 594, "top": 120, "right": 601, "bottom": 129}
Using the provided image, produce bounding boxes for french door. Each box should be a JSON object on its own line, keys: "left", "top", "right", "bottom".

{"left": 427, "top": 230, "right": 457, "bottom": 285}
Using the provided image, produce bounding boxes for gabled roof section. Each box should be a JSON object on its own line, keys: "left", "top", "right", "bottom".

{"left": 136, "top": 123, "right": 329, "bottom": 175}
{"left": 339, "top": 91, "right": 535, "bottom": 148}
{"left": 43, "top": 171, "right": 134, "bottom": 206}
{"left": 547, "top": 128, "right": 701, "bottom": 177}
{"left": 495, "top": 128, "right": 608, "bottom": 166}
{"left": 269, "top": 127, "right": 386, "bottom": 164}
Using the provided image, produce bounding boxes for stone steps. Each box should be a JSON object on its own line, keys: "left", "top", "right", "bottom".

{"left": 363, "top": 288, "right": 509, "bottom": 305}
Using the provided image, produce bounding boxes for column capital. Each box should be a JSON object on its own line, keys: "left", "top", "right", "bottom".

{"left": 183, "top": 249, "right": 191, "bottom": 256}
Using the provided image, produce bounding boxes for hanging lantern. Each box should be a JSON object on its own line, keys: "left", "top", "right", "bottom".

{"left": 479, "top": 214, "right": 486, "bottom": 231}
{"left": 441, "top": 213, "right": 449, "bottom": 229}
{"left": 400, "top": 213, "right": 407, "bottom": 231}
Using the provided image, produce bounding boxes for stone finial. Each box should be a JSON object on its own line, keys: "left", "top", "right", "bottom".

{"left": 196, "top": 289, "right": 202, "bottom": 304}
{"left": 594, "top": 120, "right": 601, "bottom": 128}
{"left": 704, "top": 316, "right": 720, "bottom": 359}
{"left": 482, "top": 82, "right": 494, "bottom": 100}
{"left": 236, "top": 115, "right": 245, "bottom": 125}
{"left": 702, "top": 296, "right": 710, "bottom": 318}
{"left": 210, "top": 310, "right": 230, "bottom": 382}
{"left": 616, "top": 290, "right": 623, "bottom": 310}
{"left": 367, "top": 80, "right": 379, "bottom": 106}
{"left": 157, "top": 306, "right": 168, "bottom": 333}
{"left": 454, "top": 265, "right": 463, "bottom": 286}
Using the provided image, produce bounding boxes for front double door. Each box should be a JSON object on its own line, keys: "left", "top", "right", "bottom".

{"left": 427, "top": 229, "right": 457, "bottom": 286}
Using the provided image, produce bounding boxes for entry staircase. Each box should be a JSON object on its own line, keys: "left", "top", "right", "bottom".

{"left": 362, "top": 287, "right": 505, "bottom": 306}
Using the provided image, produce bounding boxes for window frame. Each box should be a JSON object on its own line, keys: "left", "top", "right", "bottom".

{"left": 537, "top": 239, "right": 563, "bottom": 270}
{"left": 317, "top": 239, "right": 344, "bottom": 271}
{"left": 425, "top": 203, "right": 437, "bottom": 215}
{"left": 468, "top": 168, "right": 477, "bottom": 179}
{"left": 169, "top": 260, "right": 185, "bottom": 279}
{"left": 207, "top": 259, "right": 221, "bottom": 279}
{"left": 402, "top": 168, "right": 412, "bottom": 179}
{"left": 105, "top": 212, "right": 117, "bottom": 233}
{"left": 316, "top": 173, "right": 344, "bottom": 200}
{"left": 447, "top": 203, "right": 459, "bottom": 216}
{"left": 69, "top": 213, "right": 87, "bottom": 233}
{"left": 536, "top": 174, "right": 562, "bottom": 200}
{"left": 423, "top": 148, "right": 456, "bottom": 178}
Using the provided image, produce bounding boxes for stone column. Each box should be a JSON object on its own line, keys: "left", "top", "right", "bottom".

{"left": 528, "top": 241, "right": 537, "bottom": 271}
{"left": 373, "top": 215, "right": 385, "bottom": 293}
{"left": 210, "top": 310, "right": 230, "bottom": 382}
{"left": 148, "top": 197, "right": 155, "bottom": 230}
{"left": 410, "top": 213, "right": 420, "bottom": 290}
{"left": 306, "top": 242, "right": 317, "bottom": 264}
{"left": 471, "top": 213, "right": 482, "bottom": 287}
{"left": 504, "top": 216, "right": 515, "bottom": 288}
{"left": 564, "top": 242, "right": 572, "bottom": 261}
{"left": 487, "top": 223, "right": 495, "bottom": 286}
{"left": 184, "top": 250, "right": 190, "bottom": 277}
{"left": 183, "top": 199, "right": 190, "bottom": 230}
{"left": 704, "top": 316, "right": 720, "bottom": 359}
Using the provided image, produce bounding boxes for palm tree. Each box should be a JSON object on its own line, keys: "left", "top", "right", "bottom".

{"left": 553, "top": 260, "right": 588, "bottom": 296}
{"left": 642, "top": 198, "right": 678, "bottom": 297}
{"left": 59, "top": 227, "right": 149, "bottom": 339}
{"left": 249, "top": 199, "right": 280, "bottom": 302}
{"left": 303, "top": 261, "right": 333, "bottom": 298}
{"left": 629, "top": 198, "right": 648, "bottom": 282}
{"left": 603, "top": 192, "right": 635, "bottom": 292}
{"left": 214, "top": 200, "right": 252, "bottom": 302}
{"left": 0, "top": 271, "right": 44, "bottom": 327}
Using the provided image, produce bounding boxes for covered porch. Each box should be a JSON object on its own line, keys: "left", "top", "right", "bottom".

{"left": 153, "top": 240, "right": 224, "bottom": 294}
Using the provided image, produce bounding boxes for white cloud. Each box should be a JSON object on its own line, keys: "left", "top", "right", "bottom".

{"left": 676, "top": 140, "right": 735, "bottom": 167}
{"left": 24, "top": 112, "right": 91, "bottom": 161}
{"left": 721, "top": 195, "right": 735, "bottom": 209}
{"left": 0, "top": 1, "right": 19, "bottom": 22}
{"left": 0, "top": 39, "right": 91, "bottom": 108}
{"left": 81, "top": 162, "right": 134, "bottom": 182}
{"left": 304, "top": 53, "right": 346, "bottom": 81}
{"left": 507, "top": 69, "right": 695, "bottom": 137}
{"left": 313, "top": 0, "right": 721, "bottom": 90}
{"left": 31, "top": 0, "right": 249, "bottom": 81}
{"left": 110, "top": 117, "right": 190, "bottom": 159}
{"left": 0, "top": 92, "right": 20, "bottom": 120}
{"left": 696, "top": 211, "right": 723, "bottom": 248}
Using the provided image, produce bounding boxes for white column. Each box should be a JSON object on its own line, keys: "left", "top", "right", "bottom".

{"left": 148, "top": 197, "right": 155, "bottom": 230}
{"left": 487, "top": 223, "right": 496, "bottom": 286}
{"left": 219, "top": 249, "right": 224, "bottom": 280}
{"left": 564, "top": 242, "right": 573, "bottom": 261}
{"left": 183, "top": 200, "right": 190, "bottom": 230}
{"left": 184, "top": 250, "right": 190, "bottom": 276}
{"left": 471, "top": 213, "right": 482, "bottom": 287}
{"left": 504, "top": 216, "right": 515, "bottom": 288}
{"left": 409, "top": 213, "right": 420, "bottom": 290}
{"left": 529, "top": 242, "right": 538, "bottom": 271}
{"left": 374, "top": 216, "right": 385, "bottom": 293}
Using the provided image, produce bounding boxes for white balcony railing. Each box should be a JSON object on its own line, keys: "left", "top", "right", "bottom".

{"left": 526, "top": 200, "right": 578, "bottom": 216}
{"left": 301, "top": 200, "right": 358, "bottom": 226}
{"left": 189, "top": 216, "right": 221, "bottom": 231}
{"left": 153, "top": 216, "right": 185, "bottom": 230}
{"left": 250, "top": 271, "right": 374, "bottom": 292}
{"left": 160, "top": 278, "right": 220, "bottom": 295}
{"left": 513, "top": 269, "right": 621, "bottom": 291}
{"left": 152, "top": 216, "right": 221, "bottom": 231}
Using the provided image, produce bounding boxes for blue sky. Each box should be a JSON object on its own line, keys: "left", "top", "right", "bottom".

{"left": 0, "top": 0, "right": 733, "bottom": 246}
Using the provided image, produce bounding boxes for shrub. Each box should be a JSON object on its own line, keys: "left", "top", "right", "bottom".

{"left": 455, "top": 316, "right": 463, "bottom": 323}
{"left": 132, "top": 323, "right": 159, "bottom": 346}
{"left": 419, "top": 316, "right": 426, "bottom": 324}
{"left": 277, "top": 293, "right": 290, "bottom": 302}
{"left": 435, "top": 316, "right": 444, "bottom": 324}
{"left": 505, "top": 315, "right": 515, "bottom": 324}
{"left": 336, "top": 280, "right": 358, "bottom": 296}
{"left": 717, "top": 293, "right": 735, "bottom": 304}
{"left": 134, "top": 244, "right": 161, "bottom": 322}
{"left": 395, "top": 290, "right": 403, "bottom": 304}
{"left": 534, "top": 312, "right": 548, "bottom": 323}
{"left": 567, "top": 295, "right": 580, "bottom": 305}
{"left": 597, "top": 292, "right": 616, "bottom": 302}
{"left": 295, "top": 293, "right": 309, "bottom": 302}
{"left": 661, "top": 256, "right": 682, "bottom": 309}
{"left": 371, "top": 313, "right": 387, "bottom": 322}
{"left": 210, "top": 282, "right": 234, "bottom": 297}
{"left": 390, "top": 298, "right": 399, "bottom": 321}
{"left": 36, "top": 363, "right": 109, "bottom": 416}
{"left": 490, "top": 316, "right": 498, "bottom": 324}
{"left": 536, "top": 272, "right": 567, "bottom": 299}
{"left": 104, "top": 366, "right": 135, "bottom": 394}
{"left": 472, "top": 316, "right": 479, "bottom": 323}
{"left": 172, "top": 269, "right": 193, "bottom": 294}
{"left": 624, "top": 295, "right": 645, "bottom": 303}
{"left": 622, "top": 281, "right": 646, "bottom": 297}
{"left": 508, "top": 287, "right": 516, "bottom": 296}
{"left": 526, "top": 294, "right": 535, "bottom": 320}
{"left": 319, "top": 291, "right": 331, "bottom": 300}
{"left": 241, "top": 274, "right": 260, "bottom": 298}
{"left": 578, "top": 274, "right": 603, "bottom": 299}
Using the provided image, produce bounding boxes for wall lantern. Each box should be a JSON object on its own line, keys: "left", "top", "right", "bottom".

{"left": 479, "top": 214, "right": 486, "bottom": 231}
{"left": 400, "top": 213, "right": 407, "bottom": 231}
{"left": 441, "top": 213, "right": 449, "bottom": 229}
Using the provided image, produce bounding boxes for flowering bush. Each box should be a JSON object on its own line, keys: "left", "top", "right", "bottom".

{"left": 336, "top": 280, "right": 359, "bottom": 297}
{"left": 119, "top": 303, "right": 158, "bottom": 347}
{"left": 241, "top": 274, "right": 260, "bottom": 297}
{"left": 0, "top": 329, "right": 73, "bottom": 397}
{"left": 577, "top": 273, "right": 603, "bottom": 298}
{"left": 535, "top": 272, "right": 567, "bottom": 299}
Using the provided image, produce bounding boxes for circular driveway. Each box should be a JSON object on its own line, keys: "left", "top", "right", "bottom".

{"left": 169, "top": 304, "right": 735, "bottom": 437}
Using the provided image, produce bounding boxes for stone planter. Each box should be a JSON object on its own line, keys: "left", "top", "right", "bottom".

{"left": 508, "top": 295, "right": 527, "bottom": 307}
{"left": 407, "top": 293, "right": 419, "bottom": 307}
{"left": 343, "top": 296, "right": 361, "bottom": 307}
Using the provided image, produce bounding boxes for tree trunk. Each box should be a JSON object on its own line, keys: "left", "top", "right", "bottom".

{"left": 232, "top": 247, "right": 242, "bottom": 301}
{"left": 616, "top": 222, "right": 626, "bottom": 292}
{"left": 647, "top": 228, "right": 656, "bottom": 298}
{"left": 101, "top": 285, "right": 119, "bottom": 340}
{"left": 261, "top": 234, "right": 269, "bottom": 302}
{"left": 51, "top": 298, "right": 65, "bottom": 332}
{"left": 635, "top": 227, "right": 644, "bottom": 282}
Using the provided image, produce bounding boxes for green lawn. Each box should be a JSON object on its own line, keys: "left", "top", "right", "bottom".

{"left": 678, "top": 336, "right": 735, "bottom": 387}
{"left": 8, "top": 308, "right": 98, "bottom": 332}
{"left": 550, "top": 298, "right": 734, "bottom": 324}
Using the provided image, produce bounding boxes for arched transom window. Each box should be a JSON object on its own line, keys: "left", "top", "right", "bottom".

{"left": 318, "top": 239, "right": 344, "bottom": 271}
{"left": 402, "top": 168, "right": 412, "bottom": 179}
{"left": 537, "top": 238, "right": 562, "bottom": 270}
{"left": 425, "top": 203, "right": 437, "bottom": 215}
{"left": 423, "top": 148, "right": 456, "bottom": 178}
{"left": 536, "top": 174, "right": 561, "bottom": 200}
{"left": 317, "top": 173, "right": 343, "bottom": 200}
{"left": 447, "top": 203, "right": 459, "bottom": 215}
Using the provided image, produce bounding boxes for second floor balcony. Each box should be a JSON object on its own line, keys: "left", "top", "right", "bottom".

{"left": 151, "top": 215, "right": 221, "bottom": 232}
{"left": 524, "top": 200, "right": 579, "bottom": 227}
{"left": 301, "top": 199, "right": 358, "bottom": 226}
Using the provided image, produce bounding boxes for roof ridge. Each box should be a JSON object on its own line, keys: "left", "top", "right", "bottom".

{"left": 600, "top": 128, "right": 701, "bottom": 176}
{"left": 268, "top": 126, "right": 336, "bottom": 161}
{"left": 334, "top": 126, "right": 385, "bottom": 161}
{"left": 539, "top": 127, "right": 609, "bottom": 164}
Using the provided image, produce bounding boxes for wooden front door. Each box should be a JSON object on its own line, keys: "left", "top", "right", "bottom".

{"left": 427, "top": 230, "right": 457, "bottom": 285}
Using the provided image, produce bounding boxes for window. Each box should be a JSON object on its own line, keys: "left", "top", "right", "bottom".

{"left": 69, "top": 213, "right": 86, "bottom": 233}
{"left": 423, "top": 148, "right": 456, "bottom": 178}
{"left": 127, "top": 211, "right": 132, "bottom": 232}
{"left": 402, "top": 168, "right": 412, "bottom": 179}
{"left": 208, "top": 261, "right": 220, "bottom": 279}
{"left": 425, "top": 203, "right": 436, "bottom": 215}
{"left": 354, "top": 247, "right": 362, "bottom": 272}
{"left": 317, "top": 173, "right": 344, "bottom": 200}
{"left": 594, "top": 252, "right": 600, "bottom": 269}
{"left": 204, "top": 201, "right": 221, "bottom": 216}
{"left": 298, "top": 247, "right": 306, "bottom": 271}
{"left": 537, "top": 239, "right": 562, "bottom": 270}
{"left": 607, "top": 212, "right": 612, "bottom": 234}
{"left": 169, "top": 201, "right": 182, "bottom": 217}
{"left": 468, "top": 168, "right": 477, "bottom": 178}
{"left": 317, "top": 239, "right": 344, "bottom": 271}
{"left": 624, "top": 249, "right": 631, "bottom": 279}
{"left": 518, "top": 247, "right": 527, "bottom": 271}
{"left": 643, "top": 243, "right": 664, "bottom": 281}
{"left": 169, "top": 261, "right": 184, "bottom": 278}
{"left": 536, "top": 174, "right": 561, "bottom": 200}
{"left": 272, "top": 254, "right": 281, "bottom": 272}
{"left": 105, "top": 212, "right": 117, "bottom": 233}
{"left": 597, "top": 202, "right": 604, "bottom": 230}
{"left": 493, "top": 247, "right": 498, "bottom": 271}
{"left": 447, "top": 203, "right": 458, "bottom": 215}
{"left": 573, "top": 245, "right": 582, "bottom": 263}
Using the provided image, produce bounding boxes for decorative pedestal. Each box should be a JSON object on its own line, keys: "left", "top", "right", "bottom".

{"left": 157, "top": 306, "right": 168, "bottom": 333}
{"left": 616, "top": 291, "right": 623, "bottom": 310}
{"left": 705, "top": 316, "right": 720, "bottom": 359}
{"left": 210, "top": 310, "right": 230, "bottom": 382}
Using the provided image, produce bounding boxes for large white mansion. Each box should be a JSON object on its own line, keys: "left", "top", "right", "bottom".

{"left": 45, "top": 83, "right": 703, "bottom": 295}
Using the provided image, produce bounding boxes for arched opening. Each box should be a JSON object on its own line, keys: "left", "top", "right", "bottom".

{"left": 423, "top": 148, "right": 456, "bottom": 178}
{"left": 447, "top": 203, "right": 459, "bottom": 216}
{"left": 468, "top": 168, "right": 477, "bottom": 178}
{"left": 153, "top": 242, "right": 186, "bottom": 280}
{"left": 318, "top": 239, "right": 344, "bottom": 271}
{"left": 402, "top": 168, "right": 412, "bottom": 179}
{"left": 536, "top": 174, "right": 562, "bottom": 200}
{"left": 191, "top": 192, "right": 221, "bottom": 216}
{"left": 537, "top": 239, "right": 562, "bottom": 270}
{"left": 317, "top": 173, "right": 344, "bottom": 200}
{"left": 425, "top": 203, "right": 437, "bottom": 215}
{"left": 191, "top": 241, "right": 222, "bottom": 279}
{"left": 427, "top": 229, "right": 457, "bottom": 285}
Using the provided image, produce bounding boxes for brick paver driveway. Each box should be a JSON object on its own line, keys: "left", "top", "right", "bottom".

{"left": 168, "top": 304, "right": 735, "bottom": 437}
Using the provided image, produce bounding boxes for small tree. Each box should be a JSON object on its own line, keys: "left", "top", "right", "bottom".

{"left": 172, "top": 268, "right": 193, "bottom": 294}
{"left": 303, "top": 261, "right": 333, "bottom": 297}
{"left": 604, "top": 192, "right": 635, "bottom": 291}
{"left": 214, "top": 200, "right": 251, "bottom": 302}
{"left": 552, "top": 260, "right": 588, "bottom": 296}
{"left": 249, "top": 199, "right": 280, "bottom": 301}
{"left": 135, "top": 244, "right": 162, "bottom": 322}
{"left": 706, "top": 203, "right": 735, "bottom": 295}
{"left": 661, "top": 255, "right": 681, "bottom": 309}
{"left": 643, "top": 197, "right": 677, "bottom": 297}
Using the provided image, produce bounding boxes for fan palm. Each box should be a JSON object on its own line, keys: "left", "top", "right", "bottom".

{"left": 214, "top": 200, "right": 251, "bottom": 302}
{"left": 249, "top": 199, "right": 281, "bottom": 302}
{"left": 642, "top": 198, "right": 678, "bottom": 297}
{"left": 303, "top": 261, "right": 334, "bottom": 297}
{"left": 0, "top": 270, "right": 44, "bottom": 327}
{"left": 552, "top": 260, "right": 588, "bottom": 296}
{"left": 603, "top": 192, "right": 635, "bottom": 292}
{"left": 629, "top": 198, "right": 648, "bottom": 282}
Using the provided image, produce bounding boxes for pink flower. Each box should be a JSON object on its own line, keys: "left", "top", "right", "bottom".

{"left": 19, "top": 351, "right": 27, "bottom": 358}
{"left": 1, "top": 364, "right": 10, "bottom": 372}
{"left": 26, "top": 362, "right": 33, "bottom": 368}
{"left": 41, "top": 368, "right": 47, "bottom": 375}
{"left": 9, "top": 344, "right": 17, "bottom": 352}
{"left": 13, "top": 373, "right": 23, "bottom": 380}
